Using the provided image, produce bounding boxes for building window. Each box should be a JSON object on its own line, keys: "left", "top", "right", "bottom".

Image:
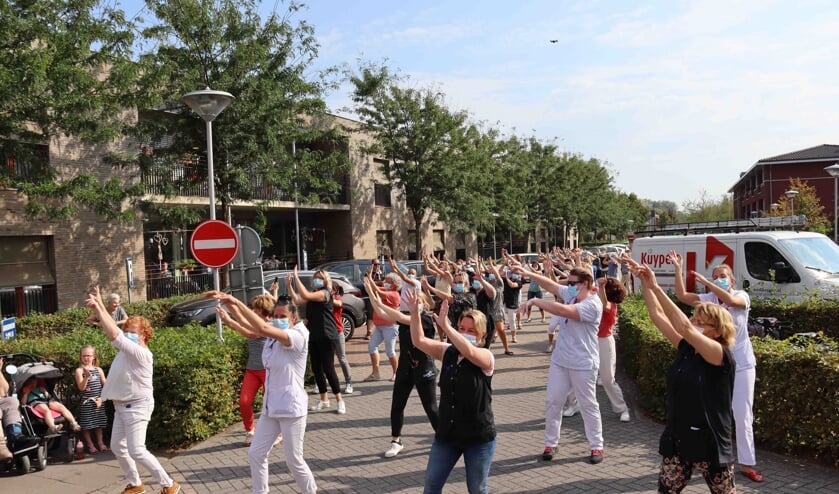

{"left": 433, "top": 229, "right": 445, "bottom": 257}
{"left": 374, "top": 183, "right": 392, "bottom": 207}
{"left": 376, "top": 230, "right": 393, "bottom": 257}
{"left": 0, "top": 142, "right": 49, "bottom": 182}
{"left": 0, "top": 235, "right": 57, "bottom": 317}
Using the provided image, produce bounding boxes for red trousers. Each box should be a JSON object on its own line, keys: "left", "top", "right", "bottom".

{"left": 239, "top": 369, "right": 266, "bottom": 432}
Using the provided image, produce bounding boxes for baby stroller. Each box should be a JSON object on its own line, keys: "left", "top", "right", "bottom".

{"left": 2, "top": 353, "right": 76, "bottom": 474}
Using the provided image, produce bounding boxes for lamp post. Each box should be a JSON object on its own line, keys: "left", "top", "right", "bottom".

{"left": 181, "top": 88, "right": 234, "bottom": 340}
{"left": 292, "top": 138, "right": 303, "bottom": 269}
{"left": 785, "top": 189, "right": 799, "bottom": 219}
{"left": 824, "top": 163, "right": 839, "bottom": 242}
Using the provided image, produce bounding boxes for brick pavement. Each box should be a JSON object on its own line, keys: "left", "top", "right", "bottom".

{"left": 3, "top": 319, "right": 838, "bottom": 493}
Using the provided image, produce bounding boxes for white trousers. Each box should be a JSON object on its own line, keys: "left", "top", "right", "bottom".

{"left": 598, "top": 335, "right": 628, "bottom": 413}
{"left": 505, "top": 308, "right": 519, "bottom": 332}
{"left": 110, "top": 397, "right": 174, "bottom": 488}
{"left": 249, "top": 414, "right": 316, "bottom": 494}
{"left": 544, "top": 362, "right": 603, "bottom": 450}
{"left": 733, "top": 367, "right": 757, "bottom": 466}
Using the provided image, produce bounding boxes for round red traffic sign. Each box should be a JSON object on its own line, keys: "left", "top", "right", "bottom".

{"left": 190, "top": 220, "right": 240, "bottom": 268}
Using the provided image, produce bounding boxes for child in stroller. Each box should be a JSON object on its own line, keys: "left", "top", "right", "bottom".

{"left": 20, "top": 377, "right": 81, "bottom": 435}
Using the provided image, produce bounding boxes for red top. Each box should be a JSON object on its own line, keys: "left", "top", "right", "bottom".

{"left": 333, "top": 294, "right": 344, "bottom": 333}
{"left": 373, "top": 290, "right": 400, "bottom": 326}
{"left": 598, "top": 302, "right": 617, "bottom": 338}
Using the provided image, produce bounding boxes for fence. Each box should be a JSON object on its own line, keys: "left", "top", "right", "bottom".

{"left": 0, "top": 284, "right": 58, "bottom": 318}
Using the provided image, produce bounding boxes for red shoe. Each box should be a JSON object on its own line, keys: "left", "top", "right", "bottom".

{"left": 741, "top": 469, "right": 764, "bottom": 482}
{"left": 589, "top": 449, "right": 603, "bottom": 464}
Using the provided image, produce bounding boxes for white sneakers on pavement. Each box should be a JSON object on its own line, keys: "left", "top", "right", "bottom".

{"left": 385, "top": 440, "right": 403, "bottom": 458}
{"left": 244, "top": 430, "right": 254, "bottom": 446}
{"left": 344, "top": 383, "right": 354, "bottom": 394}
{"left": 336, "top": 401, "right": 346, "bottom": 414}
{"left": 620, "top": 409, "right": 631, "bottom": 422}
{"left": 310, "top": 400, "right": 330, "bottom": 411}
{"left": 562, "top": 404, "right": 580, "bottom": 417}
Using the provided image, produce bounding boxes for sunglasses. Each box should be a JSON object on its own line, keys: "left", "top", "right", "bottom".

{"left": 567, "top": 280, "right": 583, "bottom": 287}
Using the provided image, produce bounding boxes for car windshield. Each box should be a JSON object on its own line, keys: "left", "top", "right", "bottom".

{"left": 779, "top": 237, "right": 839, "bottom": 274}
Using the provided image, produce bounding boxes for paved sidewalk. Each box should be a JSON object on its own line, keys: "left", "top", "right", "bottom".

{"left": 3, "top": 319, "right": 837, "bottom": 493}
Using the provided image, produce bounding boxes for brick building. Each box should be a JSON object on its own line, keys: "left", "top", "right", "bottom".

{"left": 729, "top": 144, "right": 839, "bottom": 222}
{"left": 1, "top": 112, "right": 477, "bottom": 317}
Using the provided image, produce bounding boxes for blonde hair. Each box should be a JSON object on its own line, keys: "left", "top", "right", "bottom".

{"left": 693, "top": 302, "right": 735, "bottom": 348}
{"left": 79, "top": 344, "right": 100, "bottom": 367}
{"left": 250, "top": 294, "right": 275, "bottom": 317}
{"left": 313, "top": 269, "right": 333, "bottom": 292}
{"left": 459, "top": 309, "right": 488, "bottom": 346}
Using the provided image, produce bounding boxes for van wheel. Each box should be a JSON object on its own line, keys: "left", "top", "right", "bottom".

{"left": 34, "top": 443, "right": 47, "bottom": 471}
{"left": 16, "top": 454, "right": 30, "bottom": 475}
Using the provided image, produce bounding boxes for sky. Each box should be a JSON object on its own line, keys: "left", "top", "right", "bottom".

{"left": 123, "top": 0, "right": 839, "bottom": 207}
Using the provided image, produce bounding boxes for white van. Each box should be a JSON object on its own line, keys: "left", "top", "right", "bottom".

{"left": 630, "top": 230, "right": 839, "bottom": 302}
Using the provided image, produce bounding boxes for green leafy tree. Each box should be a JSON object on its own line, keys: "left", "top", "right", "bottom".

{"left": 0, "top": 0, "right": 144, "bottom": 220}
{"left": 347, "top": 63, "right": 483, "bottom": 256}
{"left": 680, "top": 190, "right": 734, "bottom": 222}
{"left": 769, "top": 178, "right": 830, "bottom": 234}
{"left": 126, "top": 0, "right": 344, "bottom": 229}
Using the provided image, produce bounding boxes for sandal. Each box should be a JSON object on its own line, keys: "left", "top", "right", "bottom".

{"left": 87, "top": 445, "right": 99, "bottom": 455}
{"left": 98, "top": 445, "right": 109, "bottom": 452}
{"left": 741, "top": 469, "right": 764, "bottom": 482}
{"left": 504, "top": 350, "right": 514, "bottom": 356}
{"left": 363, "top": 374, "right": 381, "bottom": 382}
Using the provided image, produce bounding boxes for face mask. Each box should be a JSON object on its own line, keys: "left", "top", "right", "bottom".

{"left": 487, "top": 274, "right": 496, "bottom": 281}
{"left": 383, "top": 282, "right": 392, "bottom": 290}
{"left": 312, "top": 278, "right": 324, "bottom": 288}
{"left": 472, "top": 280, "right": 481, "bottom": 290}
{"left": 408, "top": 274, "right": 416, "bottom": 280}
{"left": 124, "top": 332, "right": 139, "bottom": 344}
{"left": 511, "top": 275, "right": 521, "bottom": 281}
{"left": 713, "top": 278, "right": 730, "bottom": 291}
{"left": 462, "top": 333, "right": 477, "bottom": 346}
{"left": 453, "top": 283, "right": 465, "bottom": 293}
{"left": 567, "top": 286, "right": 579, "bottom": 298}
{"left": 273, "top": 318, "right": 290, "bottom": 330}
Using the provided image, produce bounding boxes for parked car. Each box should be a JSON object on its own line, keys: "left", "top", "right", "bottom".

{"left": 164, "top": 271, "right": 366, "bottom": 341}
{"left": 313, "top": 259, "right": 409, "bottom": 294}
{"left": 400, "top": 260, "right": 436, "bottom": 287}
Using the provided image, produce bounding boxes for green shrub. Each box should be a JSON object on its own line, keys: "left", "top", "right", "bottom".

{"left": 619, "top": 295, "right": 839, "bottom": 466}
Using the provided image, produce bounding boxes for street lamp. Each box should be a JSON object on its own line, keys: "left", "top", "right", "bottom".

{"left": 292, "top": 138, "right": 303, "bottom": 270}
{"left": 824, "top": 163, "right": 839, "bottom": 242}
{"left": 181, "top": 88, "right": 234, "bottom": 340}
{"left": 785, "top": 189, "right": 799, "bottom": 219}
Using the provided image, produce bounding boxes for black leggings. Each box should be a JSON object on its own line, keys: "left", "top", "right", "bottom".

{"left": 310, "top": 338, "right": 341, "bottom": 395}
{"left": 390, "top": 370, "right": 438, "bottom": 438}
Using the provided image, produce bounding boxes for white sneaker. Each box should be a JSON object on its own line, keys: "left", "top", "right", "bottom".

{"left": 546, "top": 343, "right": 555, "bottom": 353}
{"left": 562, "top": 404, "right": 580, "bottom": 417}
{"left": 310, "top": 400, "right": 330, "bottom": 411}
{"left": 336, "top": 401, "right": 346, "bottom": 415}
{"left": 620, "top": 410, "right": 631, "bottom": 422}
{"left": 273, "top": 434, "right": 283, "bottom": 446}
{"left": 344, "top": 383, "right": 354, "bottom": 394}
{"left": 596, "top": 376, "right": 603, "bottom": 386}
{"left": 385, "top": 440, "right": 403, "bottom": 458}
{"left": 244, "top": 430, "right": 254, "bottom": 445}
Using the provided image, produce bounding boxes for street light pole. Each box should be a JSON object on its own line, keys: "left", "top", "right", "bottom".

{"left": 824, "top": 163, "right": 839, "bottom": 242}
{"left": 292, "top": 139, "right": 302, "bottom": 269}
{"left": 181, "top": 88, "right": 234, "bottom": 340}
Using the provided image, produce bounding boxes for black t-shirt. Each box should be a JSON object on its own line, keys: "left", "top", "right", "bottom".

{"left": 502, "top": 278, "right": 522, "bottom": 309}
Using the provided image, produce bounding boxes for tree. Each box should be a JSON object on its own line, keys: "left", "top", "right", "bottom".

{"left": 0, "top": 0, "right": 144, "bottom": 220}
{"left": 347, "top": 63, "right": 482, "bottom": 257}
{"left": 680, "top": 190, "right": 734, "bottom": 222}
{"left": 126, "top": 0, "right": 345, "bottom": 228}
{"left": 769, "top": 178, "right": 830, "bottom": 234}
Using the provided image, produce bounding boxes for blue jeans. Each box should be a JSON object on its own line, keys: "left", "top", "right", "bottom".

{"left": 424, "top": 437, "right": 496, "bottom": 494}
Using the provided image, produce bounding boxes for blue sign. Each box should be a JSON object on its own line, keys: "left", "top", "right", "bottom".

{"left": 2, "top": 317, "right": 16, "bottom": 340}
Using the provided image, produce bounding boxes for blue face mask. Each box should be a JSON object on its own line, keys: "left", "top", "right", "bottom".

{"left": 312, "top": 278, "right": 324, "bottom": 289}
{"left": 124, "top": 332, "right": 139, "bottom": 344}
{"left": 408, "top": 274, "right": 416, "bottom": 280}
{"left": 487, "top": 274, "right": 496, "bottom": 281}
{"left": 511, "top": 275, "right": 521, "bottom": 281}
{"left": 462, "top": 333, "right": 477, "bottom": 346}
{"left": 453, "top": 283, "right": 465, "bottom": 293}
{"left": 567, "top": 286, "right": 579, "bottom": 298}
{"left": 383, "top": 282, "right": 392, "bottom": 290}
{"left": 272, "top": 318, "right": 290, "bottom": 330}
{"left": 713, "top": 277, "right": 731, "bottom": 291}
{"left": 472, "top": 280, "right": 481, "bottom": 290}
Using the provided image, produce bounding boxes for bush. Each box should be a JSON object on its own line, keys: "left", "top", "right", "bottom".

{"left": 1, "top": 312, "right": 249, "bottom": 451}
{"left": 618, "top": 295, "right": 839, "bottom": 467}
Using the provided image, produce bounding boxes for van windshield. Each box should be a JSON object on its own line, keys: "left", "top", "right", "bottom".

{"left": 779, "top": 237, "right": 839, "bottom": 274}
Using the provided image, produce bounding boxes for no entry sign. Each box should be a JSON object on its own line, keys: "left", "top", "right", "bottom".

{"left": 190, "top": 220, "right": 240, "bottom": 268}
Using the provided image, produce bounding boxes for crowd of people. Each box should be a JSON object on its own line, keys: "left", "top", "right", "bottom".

{"left": 0, "top": 242, "right": 766, "bottom": 494}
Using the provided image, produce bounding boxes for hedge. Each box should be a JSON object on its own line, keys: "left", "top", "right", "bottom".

{"left": 618, "top": 295, "right": 839, "bottom": 468}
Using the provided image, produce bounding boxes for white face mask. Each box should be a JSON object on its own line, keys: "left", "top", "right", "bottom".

{"left": 124, "top": 332, "right": 140, "bottom": 344}
{"left": 462, "top": 333, "right": 477, "bottom": 346}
